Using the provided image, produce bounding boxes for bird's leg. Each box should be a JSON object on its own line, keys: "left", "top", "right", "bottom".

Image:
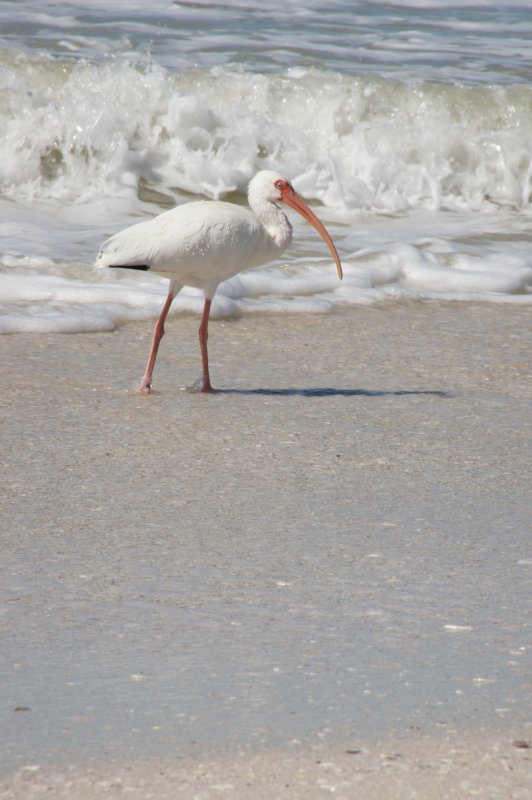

{"left": 198, "top": 297, "right": 214, "bottom": 393}
{"left": 137, "top": 289, "right": 174, "bottom": 393}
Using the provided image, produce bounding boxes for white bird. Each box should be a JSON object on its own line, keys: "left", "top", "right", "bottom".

{"left": 97, "top": 170, "right": 342, "bottom": 393}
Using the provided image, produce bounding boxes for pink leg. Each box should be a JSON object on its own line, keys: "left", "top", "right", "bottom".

{"left": 137, "top": 289, "right": 174, "bottom": 393}
{"left": 199, "top": 298, "right": 214, "bottom": 393}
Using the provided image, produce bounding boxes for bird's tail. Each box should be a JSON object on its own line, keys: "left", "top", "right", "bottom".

{"left": 96, "top": 249, "right": 150, "bottom": 271}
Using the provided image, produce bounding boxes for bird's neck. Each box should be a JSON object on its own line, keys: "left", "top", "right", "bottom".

{"left": 251, "top": 197, "right": 293, "bottom": 250}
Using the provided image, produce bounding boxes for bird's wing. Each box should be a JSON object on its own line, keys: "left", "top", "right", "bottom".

{"left": 97, "top": 206, "right": 201, "bottom": 269}
{"left": 97, "top": 202, "right": 265, "bottom": 274}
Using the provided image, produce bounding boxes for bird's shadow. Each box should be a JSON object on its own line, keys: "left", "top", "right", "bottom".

{"left": 216, "top": 387, "right": 450, "bottom": 398}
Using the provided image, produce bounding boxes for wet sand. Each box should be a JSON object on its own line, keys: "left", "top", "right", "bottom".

{"left": 3, "top": 733, "right": 532, "bottom": 799}
{"left": 1, "top": 303, "right": 531, "bottom": 797}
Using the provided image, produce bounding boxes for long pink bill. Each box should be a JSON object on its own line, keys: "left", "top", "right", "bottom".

{"left": 281, "top": 187, "right": 343, "bottom": 280}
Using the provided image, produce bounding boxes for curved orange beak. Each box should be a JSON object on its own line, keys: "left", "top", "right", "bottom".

{"left": 280, "top": 184, "right": 343, "bottom": 280}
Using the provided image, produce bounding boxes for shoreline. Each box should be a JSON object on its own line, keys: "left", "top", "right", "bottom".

{"left": 2, "top": 728, "right": 531, "bottom": 799}
{"left": 2, "top": 303, "right": 531, "bottom": 797}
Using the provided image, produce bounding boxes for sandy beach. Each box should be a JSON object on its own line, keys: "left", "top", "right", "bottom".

{"left": 1, "top": 303, "right": 531, "bottom": 797}
{"left": 2, "top": 733, "right": 531, "bottom": 799}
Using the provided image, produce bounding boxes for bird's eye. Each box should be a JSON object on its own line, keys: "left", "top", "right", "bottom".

{"left": 275, "top": 180, "right": 284, "bottom": 190}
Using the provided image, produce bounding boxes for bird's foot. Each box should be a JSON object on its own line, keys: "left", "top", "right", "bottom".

{"left": 188, "top": 377, "right": 218, "bottom": 394}
{"left": 135, "top": 379, "right": 152, "bottom": 394}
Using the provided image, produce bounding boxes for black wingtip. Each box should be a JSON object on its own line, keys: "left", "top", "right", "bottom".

{"left": 109, "top": 264, "right": 151, "bottom": 271}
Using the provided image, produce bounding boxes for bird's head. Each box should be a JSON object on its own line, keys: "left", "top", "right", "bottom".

{"left": 248, "top": 170, "right": 292, "bottom": 204}
{"left": 248, "top": 170, "right": 343, "bottom": 281}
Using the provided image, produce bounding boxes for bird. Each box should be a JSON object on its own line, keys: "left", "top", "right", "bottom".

{"left": 97, "top": 170, "right": 343, "bottom": 393}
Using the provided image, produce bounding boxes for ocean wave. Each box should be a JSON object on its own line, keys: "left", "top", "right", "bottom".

{"left": 1, "top": 52, "right": 531, "bottom": 216}
{"left": 1, "top": 242, "right": 530, "bottom": 335}
{"left": 1, "top": 51, "right": 531, "bottom": 333}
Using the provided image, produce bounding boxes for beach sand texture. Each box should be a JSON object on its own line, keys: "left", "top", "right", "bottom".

{"left": 1, "top": 304, "right": 531, "bottom": 797}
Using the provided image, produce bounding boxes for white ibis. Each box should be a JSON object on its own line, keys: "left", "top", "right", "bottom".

{"left": 97, "top": 170, "right": 343, "bottom": 392}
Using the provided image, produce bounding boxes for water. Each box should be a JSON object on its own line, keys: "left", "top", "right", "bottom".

{"left": 2, "top": 5, "right": 531, "bottom": 771}
{"left": 2, "top": 305, "right": 530, "bottom": 769}
{"left": 1, "top": 1, "right": 531, "bottom": 333}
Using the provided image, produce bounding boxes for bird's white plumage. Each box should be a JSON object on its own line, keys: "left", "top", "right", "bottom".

{"left": 96, "top": 170, "right": 341, "bottom": 392}
{"left": 98, "top": 171, "right": 293, "bottom": 299}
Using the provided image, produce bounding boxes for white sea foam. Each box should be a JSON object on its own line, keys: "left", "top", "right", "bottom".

{"left": 1, "top": 13, "right": 532, "bottom": 334}
{"left": 1, "top": 54, "right": 531, "bottom": 213}
{"left": 1, "top": 236, "right": 530, "bottom": 335}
